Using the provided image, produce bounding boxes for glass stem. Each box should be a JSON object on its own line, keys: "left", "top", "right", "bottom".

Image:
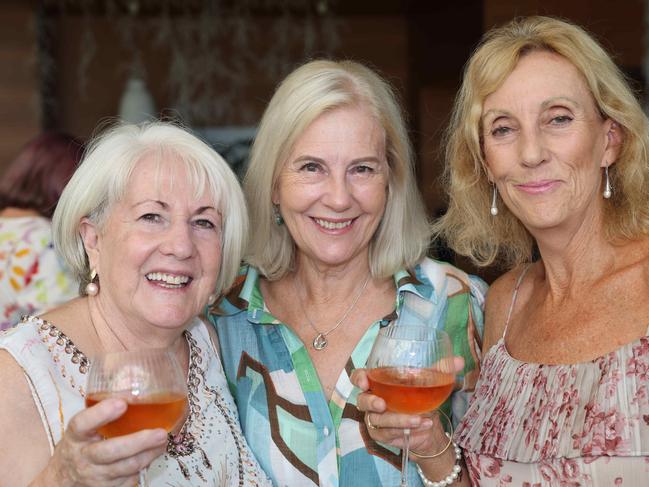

{"left": 401, "top": 428, "right": 410, "bottom": 487}
{"left": 139, "top": 468, "right": 148, "bottom": 487}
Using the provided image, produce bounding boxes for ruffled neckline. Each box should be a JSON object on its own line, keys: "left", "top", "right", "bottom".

{"left": 455, "top": 334, "right": 649, "bottom": 461}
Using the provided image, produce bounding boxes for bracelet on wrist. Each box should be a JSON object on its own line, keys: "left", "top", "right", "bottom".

{"left": 415, "top": 434, "right": 462, "bottom": 487}
{"left": 410, "top": 431, "right": 453, "bottom": 459}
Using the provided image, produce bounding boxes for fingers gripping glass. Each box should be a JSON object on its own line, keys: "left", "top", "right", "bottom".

{"left": 366, "top": 325, "right": 455, "bottom": 487}
{"left": 85, "top": 349, "right": 188, "bottom": 486}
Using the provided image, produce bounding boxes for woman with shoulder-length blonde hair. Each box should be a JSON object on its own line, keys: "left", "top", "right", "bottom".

{"left": 210, "top": 59, "right": 487, "bottom": 486}
{"left": 356, "top": 16, "right": 649, "bottom": 486}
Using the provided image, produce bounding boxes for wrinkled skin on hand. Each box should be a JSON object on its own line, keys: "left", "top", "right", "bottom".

{"left": 45, "top": 398, "right": 168, "bottom": 487}
{"left": 351, "top": 357, "right": 464, "bottom": 454}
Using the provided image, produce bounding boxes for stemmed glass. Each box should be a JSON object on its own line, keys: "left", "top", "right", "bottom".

{"left": 85, "top": 349, "right": 188, "bottom": 486}
{"left": 366, "top": 324, "right": 455, "bottom": 487}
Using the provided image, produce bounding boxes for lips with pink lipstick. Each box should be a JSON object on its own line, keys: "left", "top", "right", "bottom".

{"left": 515, "top": 179, "right": 561, "bottom": 194}
{"left": 146, "top": 272, "right": 192, "bottom": 289}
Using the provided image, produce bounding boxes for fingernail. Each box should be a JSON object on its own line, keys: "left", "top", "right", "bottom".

{"left": 421, "top": 418, "right": 434, "bottom": 428}
{"left": 113, "top": 399, "right": 127, "bottom": 413}
{"left": 409, "top": 417, "right": 423, "bottom": 427}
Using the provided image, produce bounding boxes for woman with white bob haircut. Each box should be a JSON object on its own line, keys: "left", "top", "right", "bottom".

{"left": 0, "top": 122, "right": 271, "bottom": 486}
{"left": 210, "top": 60, "right": 486, "bottom": 486}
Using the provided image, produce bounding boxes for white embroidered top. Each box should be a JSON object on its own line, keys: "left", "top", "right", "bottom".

{"left": 0, "top": 315, "right": 271, "bottom": 486}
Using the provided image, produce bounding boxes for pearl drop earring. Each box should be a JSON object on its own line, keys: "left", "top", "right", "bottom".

{"left": 603, "top": 165, "right": 612, "bottom": 199}
{"left": 490, "top": 185, "right": 499, "bottom": 216}
{"left": 85, "top": 269, "right": 99, "bottom": 296}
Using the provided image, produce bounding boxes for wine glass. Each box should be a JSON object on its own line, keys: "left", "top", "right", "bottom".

{"left": 366, "top": 324, "right": 455, "bottom": 487}
{"left": 85, "top": 349, "right": 188, "bottom": 486}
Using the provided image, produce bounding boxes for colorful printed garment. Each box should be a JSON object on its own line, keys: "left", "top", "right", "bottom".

{"left": 0, "top": 316, "right": 272, "bottom": 486}
{"left": 0, "top": 217, "right": 77, "bottom": 330}
{"left": 210, "top": 258, "right": 487, "bottom": 487}
{"left": 455, "top": 269, "right": 649, "bottom": 486}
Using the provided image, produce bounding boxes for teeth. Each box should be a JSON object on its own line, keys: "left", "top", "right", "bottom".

{"left": 315, "top": 218, "right": 353, "bottom": 230}
{"left": 146, "top": 272, "right": 190, "bottom": 286}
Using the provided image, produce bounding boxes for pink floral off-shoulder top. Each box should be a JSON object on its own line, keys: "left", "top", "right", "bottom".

{"left": 455, "top": 269, "right": 649, "bottom": 486}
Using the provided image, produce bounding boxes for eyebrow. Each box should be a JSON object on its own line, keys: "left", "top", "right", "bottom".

{"left": 132, "top": 200, "right": 217, "bottom": 214}
{"left": 292, "top": 155, "right": 383, "bottom": 164}
{"left": 195, "top": 206, "right": 217, "bottom": 214}
{"left": 540, "top": 96, "right": 582, "bottom": 110}
{"left": 481, "top": 109, "right": 509, "bottom": 124}
{"left": 132, "top": 199, "right": 167, "bottom": 209}
{"left": 482, "top": 96, "right": 582, "bottom": 124}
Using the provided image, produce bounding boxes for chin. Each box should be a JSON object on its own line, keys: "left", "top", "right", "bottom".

{"left": 147, "top": 311, "right": 195, "bottom": 330}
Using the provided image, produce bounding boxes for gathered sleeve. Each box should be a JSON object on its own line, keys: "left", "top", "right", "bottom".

{"left": 412, "top": 258, "right": 487, "bottom": 426}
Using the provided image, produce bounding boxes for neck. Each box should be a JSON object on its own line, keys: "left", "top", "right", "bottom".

{"left": 87, "top": 295, "right": 186, "bottom": 354}
{"left": 293, "top": 255, "right": 372, "bottom": 304}
{"left": 0, "top": 207, "right": 41, "bottom": 218}
{"left": 532, "top": 213, "right": 617, "bottom": 292}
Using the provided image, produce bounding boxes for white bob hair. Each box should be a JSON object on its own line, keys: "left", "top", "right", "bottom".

{"left": 52, "top": 121, "right": 248, "bottom": 297}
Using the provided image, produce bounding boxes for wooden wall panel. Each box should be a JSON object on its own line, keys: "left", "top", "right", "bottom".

{"left": 484, "top": 0, "right": 644, "bottom": 68}
{"left": 0, "top": 1, "right": 40, "bottom": 175}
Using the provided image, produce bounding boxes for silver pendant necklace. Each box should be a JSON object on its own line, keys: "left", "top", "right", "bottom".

{"left": 293, "top": 273, "right": 371, "bottom": 351}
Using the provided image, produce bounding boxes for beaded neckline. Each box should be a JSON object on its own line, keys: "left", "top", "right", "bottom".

{"left": 24, "top": 315, "right": 241, "bottom": 482}
{"left": 31, "top": 316, "right": 91, "bottom": 374}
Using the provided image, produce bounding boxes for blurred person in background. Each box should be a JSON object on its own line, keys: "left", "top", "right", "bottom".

{"left": 0, "top": 132, "right": 82, "bottom": 330}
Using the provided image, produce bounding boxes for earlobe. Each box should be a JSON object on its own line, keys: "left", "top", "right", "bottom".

{"left": 485, "top": 166, "right": 495, "bottom": 184}
{"left": 79, "top": 218, "right": 101, "bottom": 272}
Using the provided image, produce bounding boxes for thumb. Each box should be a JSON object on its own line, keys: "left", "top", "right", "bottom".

{"left": 68, "top": 397, "right": 127, "bottom": 440}
{"left": 350, "top": 368, "right": 369, "bottom": 390}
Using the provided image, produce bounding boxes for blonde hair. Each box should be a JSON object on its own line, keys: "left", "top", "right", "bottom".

{"left": 53, "top": 121, "right": 248, "bottom": 296}
{"left": 434, "top": 16, "right": 649, "bottom": 268}
{"left": 244, "top": 59, "right": 430, "bottom": 279}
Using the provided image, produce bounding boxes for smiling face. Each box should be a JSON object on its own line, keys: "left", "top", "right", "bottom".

{"left": 273, "top": 104, "right": 389, "bottom": 271}
{"left": 82, "top": 155, "right": 222, "bottom": 331}
{"left": 481, "top": 50, "right": 620, "bottom": 233}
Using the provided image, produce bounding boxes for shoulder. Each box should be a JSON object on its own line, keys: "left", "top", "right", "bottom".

{"left": 0, "top": 218, "right": 52, "bottom": 262}
{"left": 0, "top": 349, "right": 51, "bottom": 481}
{"left": 0, "top": 316, "right": 41, "bottom": 348}
{"left": 414, "top": 257, "right": 488, "bottom": 303}
{"left": 190, "top": 317, "right": 222, "bottom": 357}
{"left": 11, "top": 217, "right": 52, "bottom": 246}
{"left": 482, "top": 265, "right": 525, "bottom": 351}
{"left": 0, "top": 348, "right": 36, "bottom": 405}
{"left": 209, "top": 264, "right": 255, "bottom": 317}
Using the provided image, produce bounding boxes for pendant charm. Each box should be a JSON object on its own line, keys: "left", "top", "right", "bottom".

{"left": 313, "top": 333, "right": 328, "bottom": 350}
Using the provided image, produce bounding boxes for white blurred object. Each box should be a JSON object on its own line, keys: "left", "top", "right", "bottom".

{"left": 118, "top": 77, "right": 155, "bottom": 123}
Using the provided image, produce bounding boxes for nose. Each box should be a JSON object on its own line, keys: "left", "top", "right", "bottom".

{"left": 519, "top": 127, "right": 548, "bottom": 168}
{"left": 322, "top": 172, "right": 353, "bottom": 211}
{"left": 159, "top": 221, "right": 195, "bottom": 259}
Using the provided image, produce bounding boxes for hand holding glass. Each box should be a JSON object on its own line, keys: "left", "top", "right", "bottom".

{"left": 366, "top": 325, "right": 455, "bottom": 487}
{"left": 85, "top": 349, "right": 188, "bottom": 485}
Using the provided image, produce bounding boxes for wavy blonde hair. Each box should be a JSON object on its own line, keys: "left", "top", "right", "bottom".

{"left": 434, "top": 16, "right": 649, "bottom": 268}
{"left": 245, "top": 59, "right": 431, "bottom": 279}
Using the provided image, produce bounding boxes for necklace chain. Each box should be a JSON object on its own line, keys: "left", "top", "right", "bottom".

{"left": 293, "top": 273, "right": 371, "bottom": 351}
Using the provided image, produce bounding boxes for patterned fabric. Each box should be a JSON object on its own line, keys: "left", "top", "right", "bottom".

{"left": 209, "top": 258, "right": 487, "bottom": 487}
{"left": 0, "top": 315, "right": 271, "bottom": 486}
{"left": 455, "top": 271, "right": 649, "bottom": 486}
{"left": 0, "top": 217, "right": 77, "bottom": 330}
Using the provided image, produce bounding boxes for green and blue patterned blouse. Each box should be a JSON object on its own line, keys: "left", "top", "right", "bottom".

{"left": 209, "top": 258, "right": 486, "bottom": 487}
